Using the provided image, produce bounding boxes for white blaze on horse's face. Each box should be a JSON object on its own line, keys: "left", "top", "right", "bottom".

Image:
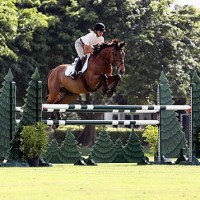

{"left": 112, "top": 41, "right": 125, "bottom": 75}
{"left": 118, "top": 49, "right": 125, "bottom": 75}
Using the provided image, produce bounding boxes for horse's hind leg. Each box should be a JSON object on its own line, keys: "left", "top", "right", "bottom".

{"left": 56, "top": 93, "right": 80, "bottom": 104}
{"left": 46, "top": 91, "right": 61, "bottom": 104}
{"left": 47, "top": 79, "right": 64, "bottom": 103}
{"left": 46, "top": 68, "right": 64, "bottom": 103}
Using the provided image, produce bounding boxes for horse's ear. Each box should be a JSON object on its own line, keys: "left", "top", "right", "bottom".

{"left": 120, "top": 41, "right": 126, "bottom": 48}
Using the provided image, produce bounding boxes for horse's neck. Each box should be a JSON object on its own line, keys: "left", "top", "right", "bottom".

{"left": 89, "top": 48, "right": 111, "bottom": 72}
{"left": 99, "top": 48, "right": 112, "bottom": 61}
{"left": 84, "top": 49, "right": 112, "bottom": 83}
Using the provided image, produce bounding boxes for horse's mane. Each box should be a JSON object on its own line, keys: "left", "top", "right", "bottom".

{"left": 99, "top": 39, "right": 125, "bottom": 51}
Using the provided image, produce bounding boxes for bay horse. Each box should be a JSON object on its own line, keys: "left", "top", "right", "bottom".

{"left": 46, "top": 39, "right": 125, "bottom": 104}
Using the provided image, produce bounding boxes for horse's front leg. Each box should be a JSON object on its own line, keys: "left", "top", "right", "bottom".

{"left": 101, "top": 74, "right": 109, "bottom": 94}
{"left": 107, "top": 74, "right": 121, "bottom": 97}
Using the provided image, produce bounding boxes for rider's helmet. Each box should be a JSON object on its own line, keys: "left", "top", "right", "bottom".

{"left": 94, "top": 23, "right": 106, "bottom": 32}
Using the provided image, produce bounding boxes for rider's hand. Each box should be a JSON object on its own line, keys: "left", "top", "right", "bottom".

{"left": 93, "top": 46, "right": 101, "bottom": 54}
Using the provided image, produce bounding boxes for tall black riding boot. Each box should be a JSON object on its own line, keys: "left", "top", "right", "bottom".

{"left": 70, "top": 58, "right": 82, "bottom": 80}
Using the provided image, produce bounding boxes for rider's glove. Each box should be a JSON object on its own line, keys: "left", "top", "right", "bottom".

{"left": 93, "top": 46, "right": 101, "bottom": 54}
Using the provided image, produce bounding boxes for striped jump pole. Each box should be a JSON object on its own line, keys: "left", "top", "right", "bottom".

{"left": 42, "top": 119, "right": 160, "bottom": 126}
{"left": 15, "top": 107, "right": 23, "bottom": 112}
{"left": 42, "top": 104, "right": 191, "bottom": 113}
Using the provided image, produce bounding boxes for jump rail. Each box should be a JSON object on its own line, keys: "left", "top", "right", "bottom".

{"left": 42, "top": 119, "right": 160, "bottom": 126}
{"left": 42, "top": 104, "right": 191, "bottom": 112}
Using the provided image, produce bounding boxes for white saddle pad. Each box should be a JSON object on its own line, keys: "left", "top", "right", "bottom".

{"left": 65, "top": 54, "right": 90, "bottom": 76}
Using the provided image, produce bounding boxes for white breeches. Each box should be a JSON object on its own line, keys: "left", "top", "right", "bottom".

{"left": 75, "top": 38, "right": 84, "bottom": 59}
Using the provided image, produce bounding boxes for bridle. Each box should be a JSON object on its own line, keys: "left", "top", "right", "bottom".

{"left": 98, "top": 47, "right": 124, "bottom": 70}
{"left": 111, "top": 49, "right": 124, "bottom": 70}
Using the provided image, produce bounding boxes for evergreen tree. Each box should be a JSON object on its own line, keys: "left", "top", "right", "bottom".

{"left": 0, "top": 69, "right": 16, "bottom": 159}
{"left": 123, "top": 129, "right": 145, "bottom": 163}
{"left": 58, "top": 130, "right": 82, "bottom": 163}
{"left": 43, "top": 139, "right": 60, "bottom": 163}
{"left": 18, "top": 67, "right": 42, "bottom": 125}
{"left": 159, "top": 71, "right": 188, "bottom": 157}
{"left": 89, "top": 130, "right": 116, "bottom": 163}
{"left": 7, "top": 68, "right": 42, "bottom": 160}
{"left": 112, "top": 138, "right": 126, "bottom": 163}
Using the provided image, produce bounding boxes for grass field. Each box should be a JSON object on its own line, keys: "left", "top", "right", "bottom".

{"left": 0, "top": 163, "right": 200, "bottom": 200}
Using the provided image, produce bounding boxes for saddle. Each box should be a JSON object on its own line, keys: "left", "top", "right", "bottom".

{"left": 64, "top": 54, "right": 90, "bottom": 77}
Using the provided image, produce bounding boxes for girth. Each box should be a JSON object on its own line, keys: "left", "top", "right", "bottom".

{"left": 80, "top": 75, "right": 103, "bottom": 93}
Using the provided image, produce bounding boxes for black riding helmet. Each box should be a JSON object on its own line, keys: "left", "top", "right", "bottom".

{"left": 94, "top": 23, "right": 106, "bottom": 32}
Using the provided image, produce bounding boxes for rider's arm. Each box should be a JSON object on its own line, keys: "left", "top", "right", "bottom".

{"left": 81, "top": 31, "right": 103, "bottom": 54}
{"left": 83, "top": 45, "right": 94, "bottom": 54}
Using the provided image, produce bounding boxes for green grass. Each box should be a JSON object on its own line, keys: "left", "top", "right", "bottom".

{"left": 0, "top": 164, "right": 200, "bottom": 200}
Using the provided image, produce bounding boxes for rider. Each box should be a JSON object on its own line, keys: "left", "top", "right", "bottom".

{"left": 70, "top": 23, "right": 106, "bottom": 80}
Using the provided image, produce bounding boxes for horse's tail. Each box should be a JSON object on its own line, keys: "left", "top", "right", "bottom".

{"left": 46, "top": 69, "right": 54, "bottom": 100}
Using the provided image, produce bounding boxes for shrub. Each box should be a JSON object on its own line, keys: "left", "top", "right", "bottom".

{"left": 142, "top": 125, "right": 158, "bottom": 156}
{"left": 20, "top": 122, "right": 48, "bottom": 159}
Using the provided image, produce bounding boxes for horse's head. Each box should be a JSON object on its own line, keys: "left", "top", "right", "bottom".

{"left": 111, "top": 39, "right": 125, "bottom": 75}
{"left": 98, "top": 39, "right": 126, "bottom": 75}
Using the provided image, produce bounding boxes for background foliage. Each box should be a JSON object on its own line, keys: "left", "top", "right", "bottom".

{"left": 1, "top": 0, "right": 199, "bottom": 146}
{"left": 0, "top": 0, "right": 199, "bottom": 104}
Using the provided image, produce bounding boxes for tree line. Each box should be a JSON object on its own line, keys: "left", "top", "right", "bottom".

{"left": 0, "top": 0, "right": 200, "bottom": 104}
